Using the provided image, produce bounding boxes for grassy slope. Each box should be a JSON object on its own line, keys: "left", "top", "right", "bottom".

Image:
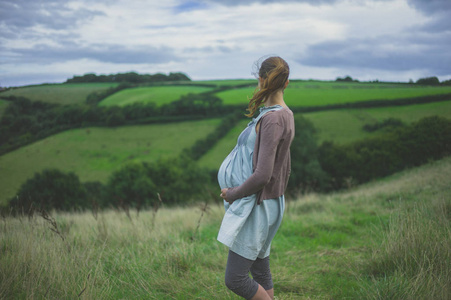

{"left": 199, "top": 100, "right": 451, "bottom": 167}
{"left": 99, "top": 86, "right": 215, "bottom": 107}
{"left": 215, "top": 81, "right": 451, "bottom": 106}
{"left": 1, "top": 156, "right": 449, "bottom": 299}
{"left": 0, "top": 119, "right": 221, "bottom": 206}
{"left": 0, "top": 83, "right": 117, "bottom": 105}
{"left": 305, "top": 100, "right": 451, "bottom": 144}
{"left": 0, "top": 99, "right": 8, "bottom": 118}
{"left": 199, "top": 119, "right": 249, "bottom": 169}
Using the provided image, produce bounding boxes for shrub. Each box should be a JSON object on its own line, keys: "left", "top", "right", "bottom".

{"left": 143, "top": 155, "right": 213, "bottom": 204}
{"left": 104, "top": 156, "right": 213, "bottom": 207}
{"left": 105, "top": 163, "right": 156, "bottom": 211}
{"left": 318, "top": 116, "right": 451, "bottom": 189}
{"left": 362, "top": 118, "right": 404, "bottom": 132}
{"left": 288, "top": 115, "right": 329, "bottom": 193}
{"left": 9, "top": 169, "right": 89, "bottom": 213}
{"left": 416, "top": 76, "right": 440, "bottom": 85}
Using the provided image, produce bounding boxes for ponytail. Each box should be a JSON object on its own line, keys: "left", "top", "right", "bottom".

{"left": 246, "top": 56, "right": 289, "bottom": 117}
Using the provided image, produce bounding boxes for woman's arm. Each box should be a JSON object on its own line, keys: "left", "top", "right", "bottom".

{"left": 223, "top": 115, "right": 283, "bottom": 203}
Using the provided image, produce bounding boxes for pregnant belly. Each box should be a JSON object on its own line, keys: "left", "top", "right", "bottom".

{"left": 218, "top": 149, "right": 252, "bottom": 189}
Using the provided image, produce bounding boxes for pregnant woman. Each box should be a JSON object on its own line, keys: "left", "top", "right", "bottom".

{"left": 218, "top": 56, "right": 295, "bottom": 300}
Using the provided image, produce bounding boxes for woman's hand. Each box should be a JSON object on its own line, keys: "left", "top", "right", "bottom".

{"left": 220, "top": 188, "right": 231, "bottom": 203}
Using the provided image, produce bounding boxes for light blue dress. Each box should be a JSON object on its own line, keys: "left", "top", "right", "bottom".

{"left": 217, "top": 105, "right": 285, "bottom": 261}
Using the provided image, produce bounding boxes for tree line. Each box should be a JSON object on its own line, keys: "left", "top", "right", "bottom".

{"left": 335, "top": 76, "right": 451, "bottom": 86}
{"left": 8, "top": 155, "right": 211, "bottom": 216}
{"left": 65, "top": 72, "right": 191, "bottom": 84}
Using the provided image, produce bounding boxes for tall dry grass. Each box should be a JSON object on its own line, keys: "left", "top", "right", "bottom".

{"left": 357, "top": 199, "right": 451, "bottom": 300}
{"left": 0, "top": 201, "right": 232, "bottom": 299}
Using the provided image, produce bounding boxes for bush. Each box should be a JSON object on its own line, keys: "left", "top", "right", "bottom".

{"left": 105, "top": 108, "right": 126, "bottom": 127}
{"left": 288, "top": 115, "right": 329, "bottom": 193}
{"left": 143, "top": 155, "right": 213, "bottom": 204}
{"left": 105, "top": 163, "right": 156, "bottom": 211}
{"left": 9, "top": 169, "right": 89, "bottom": 213}
{"left": 362, "top": 118, "right": 404, "bottom": 132}
{"left": 104, "top": 155, "right": 213, "bottom": 207}
{"left": 318, "top": 116, "right": 451, "bottom": 189}
{"left": 416, "top": 76, "right": 440, "bottom": 85}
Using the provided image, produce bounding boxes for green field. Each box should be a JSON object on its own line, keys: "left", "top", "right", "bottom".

{"left": 99, "top": 85, "right": 215, "bottom": 107}
{"left": 1, "top": 156, "right": 449, "bottom": 299}
{"left": 2, "top": 80, "right": 451, "bottom": 109}
{"left": 3, "top": 79, "right": 451, "bottom": 206}
{"left": 0, "top": 83, "right": 118, "bottom": 105}
{"left": 199, "top": 100, "right": 451, "bottom": 167}
{"left": 305, "top": 100, "right": 451, "bottom": 144}
{"left": 199, "top": 119, "right": 249, "bottom": 169}
{"left": 0, "top": 119, "right": 221, "bottom": 206}
{"left": 215, "top": 81, "right": 451, "bottom": 106}
{"left": 0, "top": 99, "right": 8, "bottom": 118}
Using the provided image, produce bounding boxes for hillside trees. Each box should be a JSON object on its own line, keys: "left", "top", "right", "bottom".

{"left": 9, "top": 155, "right": 213, "bottom": 213}
{"left": 0, "top": 92, "right": 235, "bottom": 155}
{"left": 288, "top": 115, "right": 328, "bottom": 193}
{"left": 160, "top": 93, "right": 224, "bottom": 116}
{"left": 336, "top": 76, "right": 359, "bottom": 82}
{"left": 318, "top": 116, "right": 451, "bottom": 189}
{"left": 416, "top": 76, "right": 440, "bottom": 85}
{"left": 140, "top": 155, "right": 212, "bottom": 204}
{"left": 9, "top": 169, "right": 89, "bottom": 213}
{"left": 105, "top": 163, "right": 156, "bottom": 213}
{"left": 414, "top": 76, "right": 451, "bottom": 86}
{"left": 66, "top": 72, "right": 191, "bottom": 84}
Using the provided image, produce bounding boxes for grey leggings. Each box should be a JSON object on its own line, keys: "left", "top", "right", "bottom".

{"left": 224, "top": 250, "right": 273, "bottom": 299}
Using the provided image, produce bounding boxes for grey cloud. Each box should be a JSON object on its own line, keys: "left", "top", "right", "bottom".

{"left": 405, "top": 0, "right": 451, "bottom": 34}
{"left": 201, "top": 0, "right": 339, "bottom": 5}
{"left": 419, "top": 16, "right": 451, "bottom": 32}
{"left": 198, "top": 0, "right": 395, "bottom": 6}
{"left": 298, "top": 35, "right": 451, "bottom": 75}
{"left": 406, "top": 0, "right": 451, "bottom": 15}
{"left": 183, "top": 45, "right": 238, "bottom": 53}
{"left": 1, "top": 44, "right": 179, "bottom": 65}
{"left": 213, "top": 0, "right": 450, "bottom": 9}
{"left": 0, "top": 73, "right": 70, "bottom": 87}
{"left": 0, "top": 0, "right": 104, "bottom": 38}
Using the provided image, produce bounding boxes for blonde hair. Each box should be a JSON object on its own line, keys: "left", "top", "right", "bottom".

{"left": 246, "top": 56, "right": 290, "bottom": 117}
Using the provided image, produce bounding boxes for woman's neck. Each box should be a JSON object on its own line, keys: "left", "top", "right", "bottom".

{"left": 264, "top": 90, "right": 287, "bottom": 108}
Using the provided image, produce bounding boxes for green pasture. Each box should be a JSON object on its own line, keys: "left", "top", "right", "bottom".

{"left": 2, "top": 156, "right": 449, "bottom": 299}
{"left": 99, "top": 85, "right": 215, "bottom": 107}
{"left": 0, "top": 119, "right": 221, "bottom": 206}
{"left": 0, "top": 99, "right": 8, "bottom": 118}
{"left": 198, "top": 100, "right": 451, "bottom": 167}
{"left": 305, "top": 100, "right": 451, "bottom": 144}
{"left": 215, "top": 81, "right": 451, "bottom": 107}
{"left": 0, "top": 83, "right": 117, "bottom": 105}
{"left": 199, "top": 119, "right": 249, "bottom": 169}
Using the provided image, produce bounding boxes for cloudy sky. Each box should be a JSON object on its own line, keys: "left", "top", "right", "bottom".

{"left": 1, "top": 0, "right": 450, "bottom": 87}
